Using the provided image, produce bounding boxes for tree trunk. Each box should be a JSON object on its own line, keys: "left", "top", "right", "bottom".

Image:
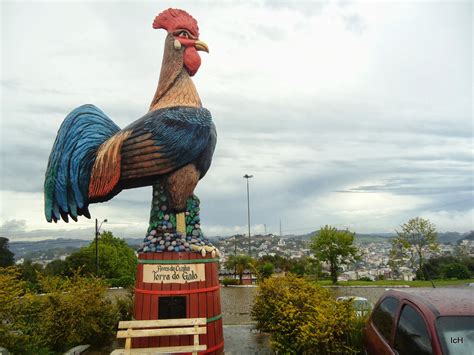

{"left": 330, "top": 263, "right": 338, "bottom": 284}
{"left": 418, "top": 250, "right": 424, "bottom": 280}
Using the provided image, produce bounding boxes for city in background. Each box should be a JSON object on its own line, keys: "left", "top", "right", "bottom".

{"left": 8, "top": 229, "right": 474, "bottom": 282}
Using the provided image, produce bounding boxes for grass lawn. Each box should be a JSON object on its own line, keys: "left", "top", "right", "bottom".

{"left": 313, "top": 279, "right": 474, "bottom": 287}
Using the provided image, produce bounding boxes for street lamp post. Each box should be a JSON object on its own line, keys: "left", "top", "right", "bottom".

{"left": 95, "top": 218, "right": 108, "bottom": 275}
{"left": 243, "top": 174, "right": 253, "bottom": 257}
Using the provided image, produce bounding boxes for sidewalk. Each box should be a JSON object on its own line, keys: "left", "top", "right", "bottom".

{"left": 223, "top": 325, "right": 272, "bottom": 354}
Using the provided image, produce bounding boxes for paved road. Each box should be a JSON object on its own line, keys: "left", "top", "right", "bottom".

{"left": 221, "top": 286, "right": 258, "bottom": 325}
{"left": 223, "top": 325, "right": 272, "bottom": 354}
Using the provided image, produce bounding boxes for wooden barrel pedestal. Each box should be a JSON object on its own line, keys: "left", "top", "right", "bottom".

{"left": 133, "top": 252, "right": 224, "bottom": 354}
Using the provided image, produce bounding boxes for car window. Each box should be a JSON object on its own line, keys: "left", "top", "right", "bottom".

{"left": 394, "top": 304, "right": 432, "bottom": 355}
{"left": 372, "top": 296, "right": 400, "bottom": 342}
{"left": 436, "top": 316, "right": 474, "bottom": 355}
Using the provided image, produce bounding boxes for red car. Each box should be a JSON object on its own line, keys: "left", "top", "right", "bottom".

{"left": 363, "top": 288, "right": 474, "bottom": 355}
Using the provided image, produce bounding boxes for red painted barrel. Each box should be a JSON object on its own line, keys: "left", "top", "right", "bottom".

{"left": 133, "top": 252, "right": 224, "bottom": 354}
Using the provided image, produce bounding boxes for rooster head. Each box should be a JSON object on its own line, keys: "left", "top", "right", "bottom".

{"left": 153, "top": 8, "right": 209, "bottom": 77}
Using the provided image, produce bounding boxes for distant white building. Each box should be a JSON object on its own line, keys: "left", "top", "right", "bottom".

{"left": 399, "top": 267, "right": 415, "bottom": 281}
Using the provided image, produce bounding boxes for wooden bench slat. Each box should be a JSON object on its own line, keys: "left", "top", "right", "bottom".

{"left": 111, "top": 344, "right": 207, "bottom": 354}
{"left": 117, "top": 326, "right": 206, "bottom": 338}
{"left": 118, "top": 318, "right": 206, "bottom": 329}
{"left": 114, "top": 318, "right": 208, "bottom": 353}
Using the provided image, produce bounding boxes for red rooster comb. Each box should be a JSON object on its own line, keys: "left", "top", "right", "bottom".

{"left": 153, "top": 8, "right": 199, "bottom": 38}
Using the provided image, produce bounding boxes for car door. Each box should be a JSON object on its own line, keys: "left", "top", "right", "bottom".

{"left": 364, "top": 296, "right": 400, "bottom": 355}
{"left": 393, "top": 302, "right": 436, "bottom": 355}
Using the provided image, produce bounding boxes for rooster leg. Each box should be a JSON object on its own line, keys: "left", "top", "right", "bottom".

{"left": 142, "top": 185, "right": 216, "bottom": 255}
{"left": 166, "top": 164, "right": 200, "bottom": 211}
{"left": 147, "top": 164, "right": 199, "bottom": 236}
{"left": 149, "top": 182, "right": 173, "bottom": 234}
{"left": 176, "top": 213, "right": 186, "bottom": 234}
{"left": 167, "top": 165, "right": 199, "bottom": 234}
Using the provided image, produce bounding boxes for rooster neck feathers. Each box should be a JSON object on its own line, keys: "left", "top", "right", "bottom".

{"left": 149, "top": 9, "right": 205, "bottom": 111}
{"left": 150, "top": 70, "right": 201, "bottom": 111}
{"left": 149, "top": 34, "right": 201, "bottom": 111}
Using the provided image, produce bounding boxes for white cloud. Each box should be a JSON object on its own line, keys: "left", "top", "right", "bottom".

{"left": 1, "top": 1, "right": 472, "bottom": 241}
{"left": 421, "top": 209, "right": 474, "bottom": 233}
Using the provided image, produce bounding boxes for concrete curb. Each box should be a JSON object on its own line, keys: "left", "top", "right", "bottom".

{"left": 324, "top": 285, "right": 410, "bottom": 288}
{"left": 64, "top": 344, "right": 90, "bottom": 355}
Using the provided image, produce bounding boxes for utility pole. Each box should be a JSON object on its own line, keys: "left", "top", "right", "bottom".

{"left": 264, "top": 224, "right": 267, "bottom": 235}
{"left": 95, "top": 219, "right": 98, "bottom": 275}
{"left": 280, "top": 219, "right": 282, "bottom": 237}
{"left": 243, "top": 174, "right": 253, "bottom": 257}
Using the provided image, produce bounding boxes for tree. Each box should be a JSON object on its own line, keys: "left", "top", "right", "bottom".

{"left": 290, "top": 257, "right": 322, "bottom": 277}
{"left": 419, "top": 255, "right": 457, "bottom": 279}
{"left": 66, "top": 231, "right": 137, "bottom": 280}
{"left": 45, "top": 259, "right": 69, "bottom": 276}
{"left": 224, "top": 254, "right": 255, "bottom": 285}
{"left": 258, "top": 254, "right": 291, "bottom": 272}
{"left": 416, "top": 255, "right": 474, "bottom": 280}
{"left": 389, "top": 238, "right": 413, "bottom": 279}
{"left": 0, "top": 237, "right": 15, "bottom": 267}
{"left": 393, "top": 217, "right": 438, "bottom": 280}
{"left": 18, "top": 259, "right": 44, "bottom": 290}
{"left": 288, "top": 258, "right": 308, "bottom": 276}
{"left": 442, "top": 263, "right": 470, "bottom": 279}
{"left": 310, "top": 226, "right": 359, "bottom": 284}
{"left": 257, "top": 262, "right": 275, "bottom": 281}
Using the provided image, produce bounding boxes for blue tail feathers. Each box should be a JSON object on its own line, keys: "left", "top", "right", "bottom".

{"left": 44, "top": 104, "right": 120, "bottom": 222}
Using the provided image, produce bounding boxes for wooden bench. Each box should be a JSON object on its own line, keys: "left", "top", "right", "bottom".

{"left": 111, "top": 318, "right": 207, "bottom": 354}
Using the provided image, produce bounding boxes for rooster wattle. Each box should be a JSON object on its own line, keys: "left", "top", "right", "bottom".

{"left": 44, "top": 9, "right": 217, "bottom": 251}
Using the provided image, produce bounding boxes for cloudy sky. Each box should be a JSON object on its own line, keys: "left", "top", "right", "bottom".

{"left": 1, "top": 0, "right": 472, "bottom": 241}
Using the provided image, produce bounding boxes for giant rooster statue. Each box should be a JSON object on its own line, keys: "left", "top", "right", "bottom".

{"left": 44, "top": 9, "right": 217, "bottom": 255}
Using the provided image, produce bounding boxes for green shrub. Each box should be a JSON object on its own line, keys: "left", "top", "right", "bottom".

{"left": 251, "top": 274, "right": 362, "bottom": 354}
{"left": 358, "top": 276, "right": 373, "bottom": 282}
{"left": 0, "top": 267, "right": 46, "bottom": 353}
{"left": 442, "top": 263, "right": 470, "bottom": 280}
{"left": 114, "top": 289, "right": 134, "bottom": 322}
{"left": 107, "top": 275, "right": 135, "bottom": 288}
{"left": 0, "top": 267, "right": 122, "bottom": 353}
{"left": 221, "top": 277, "right": 239, "bottom": 286}
{"left": 257, "top": 262, "right": 275, "bottom": 281}
{"left": 37, "top": 273, "right": 119, "bottom": 351}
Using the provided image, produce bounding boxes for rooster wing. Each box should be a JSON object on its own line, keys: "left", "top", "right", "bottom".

{"left": 88, "top": 106, "right": 216, "bottom": 202}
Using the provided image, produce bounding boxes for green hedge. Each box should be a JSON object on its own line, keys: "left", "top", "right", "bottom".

{"left": 107, "top": 275, "right": 135, "bottom": 288}
{"left": 251, "top": 274, "right": 365, "bottom": 354}
{"left": 0, "top": 267, "right": 126, "bottom": 354}
{"left": 221, "top": 278, "right": 239, "bottom": 286}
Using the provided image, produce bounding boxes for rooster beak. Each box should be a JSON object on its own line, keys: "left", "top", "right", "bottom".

{"left": 195, "top": 40, "right": 209, "bottom": 53}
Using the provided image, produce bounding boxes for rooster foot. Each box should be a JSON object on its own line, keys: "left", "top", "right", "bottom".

{"left": 190, "top": 244, "right": 220, "bottom": 258}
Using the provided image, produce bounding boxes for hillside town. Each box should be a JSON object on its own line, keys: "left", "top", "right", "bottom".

{"left": 9, "top": 230, "right": 474, "bottom": 284}
{"left": 213, "top": 233, "right": 474, "bottom": 282}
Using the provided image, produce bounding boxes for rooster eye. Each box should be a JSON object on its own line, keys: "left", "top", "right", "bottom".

{"left": 178, "top": 31, "right": 189, "bottom": 38}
